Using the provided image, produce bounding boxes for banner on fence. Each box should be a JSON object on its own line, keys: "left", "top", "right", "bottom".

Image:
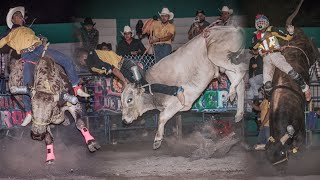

{"left": 0, "top": 95, "right": 24, "bottom": 128}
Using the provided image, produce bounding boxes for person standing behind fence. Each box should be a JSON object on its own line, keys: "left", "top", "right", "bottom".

{"left": 150, "top": 8, "right": 175, "bottom": 63}
{"left": 247, "top": 48, "right": 263, "bottom": 101}
{"left": 188, "top": 9, "right": 210, "bottom": 40}
{"left": 76, "top": 17, "right": 99, "bottom": 52}
{"left": 116, "top": 26, "right": 146, "bottom": 56}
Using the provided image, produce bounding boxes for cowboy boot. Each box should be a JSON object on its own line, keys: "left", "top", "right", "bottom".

{"left": 288, "top": 70, "right": 311, "bottom": 101}
{"left": 21, "top": 111, "right": 32, "bottom": 126}
{"left": 176, "top": 86, "right": 185, "bottom": 106}
{"left": 73, "top": 85, "right": 90, "bottom": 98}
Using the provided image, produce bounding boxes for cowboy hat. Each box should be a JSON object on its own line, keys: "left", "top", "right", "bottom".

{"left": 81, "top": 17, "right": 96, "bottom": 26}
{"left": 219, "top": 6, "right": 233, "bottom": 15}
{"left": 158, "top": 8, "right": 174, "bottom": 20}
{"left": 6, "top": 6, "right": 25, "bottom": 29}
{"left": 120, "top": 25, "right": 135, "bottom": 37}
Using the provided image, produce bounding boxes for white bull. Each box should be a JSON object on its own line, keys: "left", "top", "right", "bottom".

{"left": 121, "top": 26, "right": 248, "bottom": 149}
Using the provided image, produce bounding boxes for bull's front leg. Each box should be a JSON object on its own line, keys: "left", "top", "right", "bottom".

{"left": 76, "top": 119, "right": 101, "bottom": 152}
{"left": 44, "top": 131, "right": 55, "bottom": 164}
{"left": 235, "top": 80, "right": 245, "bottom": 122}
{"left": 153, "top": 104, "right": 180, "bottom": 150}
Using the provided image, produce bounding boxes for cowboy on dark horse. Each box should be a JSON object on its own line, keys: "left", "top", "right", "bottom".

{"left": 0, "top": 6, "right": 90, "bottom": 126}
{"left": 251, "top": 14, "right": 311, "bottom": 101}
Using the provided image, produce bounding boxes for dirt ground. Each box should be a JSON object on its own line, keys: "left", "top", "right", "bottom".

{"left": 0, "top": 126, "right": 320, "bottom": 180}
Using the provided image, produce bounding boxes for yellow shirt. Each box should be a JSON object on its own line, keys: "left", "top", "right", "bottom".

{"left": 259, "top": 99, "right": 269, "bottom": 127}
{"left": 152, "top": 21, "right": 175, "bottom": 44}
{"left": 0, "top": 26, "right": 41, "bottom": 54}
{"left": 95, "top": 50, "right": 123, "bottom": 69}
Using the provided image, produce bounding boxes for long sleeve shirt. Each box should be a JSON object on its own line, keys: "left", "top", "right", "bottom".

{"left": 116, "top": 38, "right": 146, "bottom": 56}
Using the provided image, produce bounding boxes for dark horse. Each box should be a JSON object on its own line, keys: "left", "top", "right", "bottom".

{"left": 8, "top": 56, "right": 100, "bottom": 164}
{"left": 265, "top": 0, "right": 318, "bottom": 165}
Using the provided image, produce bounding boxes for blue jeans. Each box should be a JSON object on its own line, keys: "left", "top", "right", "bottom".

{"left": 22, "top": 45, "right": 80, "bottom": 112}
{"left": 154, "top": 43, "right": 172, "bottom": 63}
{"left": 257, "top": 126, "right": 270, "bottom": 144}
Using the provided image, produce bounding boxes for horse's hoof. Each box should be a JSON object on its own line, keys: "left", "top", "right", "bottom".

{"left": 88, "top": 140, "right": 101, "bottom": 152}
{"left": 153, "top": 140, "right": 162, "bottom": 150}
{"left": 46, "top": 160, "right": 55, "bottom": 165}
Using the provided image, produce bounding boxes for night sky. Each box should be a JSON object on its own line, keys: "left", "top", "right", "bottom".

{"left": 0, "top": 0, "right": 319, "bottom": 27}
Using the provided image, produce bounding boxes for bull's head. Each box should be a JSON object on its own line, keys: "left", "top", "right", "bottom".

{"left": 31, "top": 124, "right": 47, "bottom": 141}
{"left": 121, "top": 83, "right": 148, "bottom": 124}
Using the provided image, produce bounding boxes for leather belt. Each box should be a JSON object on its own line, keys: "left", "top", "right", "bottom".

{"left": 20, "top": 42, "right": 42, "bottom": 54}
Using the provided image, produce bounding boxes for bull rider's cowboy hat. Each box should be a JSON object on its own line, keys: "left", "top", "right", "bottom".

{"left": 120, "top": 25, "right": 135, "bottom": 37}
{"left": 81, "top": 17, "right": 96, "bottom": 26}
{"left": 158, "top": 8, "right": 174, "bottom": 20}
{"left": 6, "top": 6, "right": 25, "bottom": 29}
{"left": 219, "top": 6, "right": 233, "bottom": 15}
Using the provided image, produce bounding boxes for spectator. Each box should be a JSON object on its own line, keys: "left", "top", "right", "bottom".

{"left": 150, "top": 8, "right": 175, "bottom": 63}
{"left": 208, "top": 6, "right": 236, "bottom": 27}
{"left": 97, "top": 42, "right": 112, "bottom": 51}
{"left": 136, "top": 20, "right": 144, "bottom": 40}
{"left": 249, "top": 89, "right": 270, "bottom": 150}
{"left": 77, "top": 17, "right": 99, "bottom": 51}
{"left": 188, "top": 9, "right": 210, "bottom": 40}
{"left": 247, "top": 48, "right": 263, "bottom": 100}
{"left": 116, "top": 25, "right": 146, "bottom": 56}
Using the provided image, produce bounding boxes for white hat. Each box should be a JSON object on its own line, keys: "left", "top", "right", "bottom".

{"left": 158, "top": 8, "right": 174, "bottom": 20}
{"left": 120, "top": 25, "right": 135, "bottom": 37}
{"left": 219, "top": 6, "right": 233, "bottom": 15}
{"left": 6, "top": 6, "right": 25, "bottom": 29}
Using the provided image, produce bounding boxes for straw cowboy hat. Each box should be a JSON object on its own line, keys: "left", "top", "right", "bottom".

{"left": 219, "top": 6, "right": 233, "bottom": 15}
{"left": 6, "top": 6, "right": 25, "bottom": 29}
{"left": 120, "top": 25, "right": 135, "bottom": 37}
{"left": 158, "top": 8, "right": 174, "bottom": 20}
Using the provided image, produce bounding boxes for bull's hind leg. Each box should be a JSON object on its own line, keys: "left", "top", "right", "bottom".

{"left": 44, "top": 130, "right": 56, "bottom": 164}
{"left": 76, "top": 119, "right": 101, "bottom": 152}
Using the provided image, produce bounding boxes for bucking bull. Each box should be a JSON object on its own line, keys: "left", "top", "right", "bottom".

{"left": 8, "top": 57, "right": 100, "bottom": 164}
{"left": 121, "top": 25, "right": 247, "bottom": 150}
{"left": 265, "top": 0, "right": 320, "bottom": 165}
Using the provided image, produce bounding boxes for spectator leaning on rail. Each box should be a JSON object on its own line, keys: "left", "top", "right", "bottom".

{"left": 0, "top": 6, "right": 90, "bottom": 126}
{"left": 149, "top": 8, "right": 175, "bottom": 63}
{"left": 251, "top": 14, "right": 311, "bottom": 101}
{"left": 247, "top": 47, "right": 263, "bottom": 101}
{"left": 76, "top": 48, "right": 186, "bottom": 105}
{"left": 188, "top": 9, "right": 210, "bottom": 40}
{"left": 116, "top": 26, "right": 146, "bottom": 56}
{"left": 76, "top": 17, "right": 99, "bottom": 52}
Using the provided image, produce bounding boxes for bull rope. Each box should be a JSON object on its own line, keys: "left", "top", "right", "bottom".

{"left": 141, "top": 84, "right": 153, "bottom": 95}
{"left": 32, "top": 118, "right": 51, "bottom": 126}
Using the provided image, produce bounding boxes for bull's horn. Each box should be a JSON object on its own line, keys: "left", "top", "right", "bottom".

{"left": 286, "top": 0, "right": 304, "bottom": 26}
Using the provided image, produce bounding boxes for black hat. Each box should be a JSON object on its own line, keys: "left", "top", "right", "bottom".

{"left": 81, "top": 17, "right": 96, "bottom": 26}
{"left": 196, "top": 9, "right": 205, "bottom": 16}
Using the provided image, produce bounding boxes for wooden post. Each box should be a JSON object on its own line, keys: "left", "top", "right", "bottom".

{"left": 175, "top": 114, "right": 182, "bottom": 139}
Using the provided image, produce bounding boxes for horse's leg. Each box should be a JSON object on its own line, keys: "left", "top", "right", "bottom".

{"left": 153, "top": 103, "right": 181, "bottom": 150}
{"left": 44, "top": 129, "right": 55, "bottom": 164}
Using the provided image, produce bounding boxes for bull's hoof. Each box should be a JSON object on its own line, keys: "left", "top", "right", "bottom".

{"left": 235, "top": 114, "right": 243, "bottom": 123}
{"left": 46, "top": 160, "right": 55, "bottom": 165}
{"left": 87, "top": 140, "right": 101, "bottom": 152}
{"left": 153, "top": 140, "right": 162, "bottom": 150}
{"left": 228, "top": 92, "right": 236, "bottom": 102}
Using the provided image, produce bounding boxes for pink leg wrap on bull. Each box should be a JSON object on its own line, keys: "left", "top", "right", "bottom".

{"left": 46, "top": 144, "right": 56, "bottom": 162}
{"left": 80, "top": 127, "right": 94, "bottom": 144}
